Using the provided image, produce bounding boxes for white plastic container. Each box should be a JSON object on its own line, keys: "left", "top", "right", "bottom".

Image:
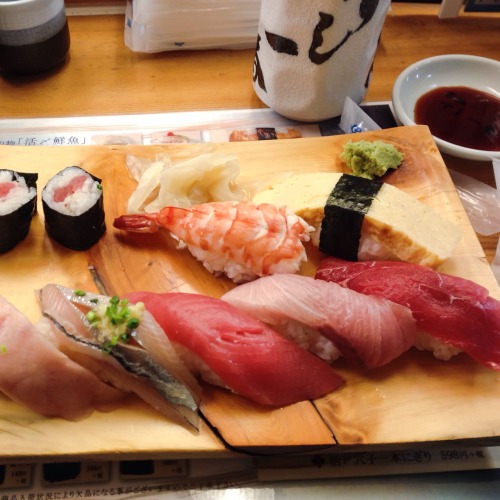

{"left": 252, "top": 0, "right": 390, "bottom": 121}
{"left": 125, "top": 0, "right": 260, "bottom": 52}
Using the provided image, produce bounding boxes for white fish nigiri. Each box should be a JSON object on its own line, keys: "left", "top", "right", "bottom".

{"left": 0, "top": 294, "right": 125, "bottom": 420}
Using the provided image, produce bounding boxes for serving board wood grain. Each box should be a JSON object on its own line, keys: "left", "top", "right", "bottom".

{"left": 1, "top": 125, "right": 499, "bottom": 462}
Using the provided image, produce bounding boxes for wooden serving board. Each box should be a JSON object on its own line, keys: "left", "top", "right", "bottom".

{"left": 1, "top": 125, "right": 499, "bottom": 462}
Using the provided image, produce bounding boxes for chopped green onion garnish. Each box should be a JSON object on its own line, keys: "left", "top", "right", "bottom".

{"left": 85, "top": 295, "right": 143, "bottom": 354}
{"left": 86, "top": 311, "right": 99, "bottom": 324}
{"left": 127, "top": 317, "right": 139, "bottom": 330}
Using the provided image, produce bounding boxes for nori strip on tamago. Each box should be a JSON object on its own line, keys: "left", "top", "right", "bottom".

{"left": 319, "top": 174, "right": 383, "bottom": 260}
{"left": 0, "top": 170, "right": 38, "bottom": 254}
{"left": 42, "top": 167, "right": 106, "bottom": 251}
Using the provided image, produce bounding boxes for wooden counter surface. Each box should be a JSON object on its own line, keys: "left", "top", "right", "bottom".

{"left": 0, "top": 3, "right": 499, "bottom": 259}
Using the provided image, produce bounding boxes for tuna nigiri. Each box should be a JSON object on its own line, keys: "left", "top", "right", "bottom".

{"left": 315, "top": 257, "right": 500, "bottom": 370}
{"left": 0, "top": 294, "right": 125, "bottom": 420}
{"left": 221, "top": 274, "right": 418, "bottom": 369}
{"left": 125, "top": 291, "right": 344, "bottom": 406}
{"left": 38, "top": 284, "right": 202, "bottom": 430}
{"left": 114, "top": 201, "right": 313, "bottom": 283}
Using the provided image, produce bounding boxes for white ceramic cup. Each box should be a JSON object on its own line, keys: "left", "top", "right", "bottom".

{"left": 253, "top": 0, "right": 390, "bottom": 122}
{"left": 0, "top": 0, "right": 70, "bottom": 75}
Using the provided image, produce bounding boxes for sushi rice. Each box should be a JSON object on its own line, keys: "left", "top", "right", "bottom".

{"left": 0, "top": 170, "right": 36, "bottom": 216}
{"left": 42, "top": 166, "right": 102, "bottom": 216}
{"left": 275, "top": 321, "right": 342, "bottom": 362}
{"left": 414, "top": 331, "right": 462, "bottom": 361}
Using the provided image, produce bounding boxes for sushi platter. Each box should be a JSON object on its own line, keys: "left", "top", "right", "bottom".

{"left": 1, "top": 125, "right": 500, "bottom": 462}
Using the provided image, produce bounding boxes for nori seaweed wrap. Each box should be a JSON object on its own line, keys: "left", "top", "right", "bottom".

{"left": 0, "top": 169, "right": 38, "bottom": 253}
{"left": 42, "top": 166, "right": 106, "bottom": 251}
{"left": 319, "top": 174, "right": 383, "bottom": 260}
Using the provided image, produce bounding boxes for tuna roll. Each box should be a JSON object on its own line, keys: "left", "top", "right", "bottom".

{"left": 42, "top": 166, "right": 106, "bottom": 250}
{"left": 0, "top": 169, "right": 38, "bottom": 253}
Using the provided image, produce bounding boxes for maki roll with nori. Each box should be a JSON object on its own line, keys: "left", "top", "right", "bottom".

{"left": 0, "top": 169, "right": 38, "bottom": 253}
{"left": 42, "top": 166, "right": 106, "bottom": 250}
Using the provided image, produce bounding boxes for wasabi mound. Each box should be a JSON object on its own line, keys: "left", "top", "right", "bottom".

{"left": 341, "top": 140, "right": 404, "bottom": 179}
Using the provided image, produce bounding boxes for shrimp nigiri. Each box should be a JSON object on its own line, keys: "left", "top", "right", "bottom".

{"left": 114, "top": 201, "right": 314, "bottom": 283}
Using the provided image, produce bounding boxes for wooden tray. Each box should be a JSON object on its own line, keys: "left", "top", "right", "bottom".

{"left": 1, "top": 125, "right": 499, "bottom": 462}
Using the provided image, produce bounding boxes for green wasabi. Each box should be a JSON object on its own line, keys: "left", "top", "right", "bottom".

{"left": 341, "top": 140, "right": 404, "bottom": 180}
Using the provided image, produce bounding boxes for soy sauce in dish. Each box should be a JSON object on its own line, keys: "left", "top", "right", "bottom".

{"left": 414, "top": 86, "right": 500, "bottom": 152}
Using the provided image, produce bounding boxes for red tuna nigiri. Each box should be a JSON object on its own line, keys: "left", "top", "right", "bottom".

{"left": 315, "top": 257, "right": 500, "bottom": 370}
{"left": 125, "top": 291, "right": 343, "bottom": 406}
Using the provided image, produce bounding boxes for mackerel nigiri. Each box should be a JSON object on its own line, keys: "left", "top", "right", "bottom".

{"left": 38, "top": 284, "right": 202, "bottom": 430}
{"left": 222, "top": 274, "right": 418, "bottom": 369}
{"left": 125, "top": 291, "right": 344, "bottom": 406}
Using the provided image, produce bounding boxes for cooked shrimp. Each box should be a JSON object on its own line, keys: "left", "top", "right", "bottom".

{"left": 114, "top": 201, "right": 314, "bottom": 283}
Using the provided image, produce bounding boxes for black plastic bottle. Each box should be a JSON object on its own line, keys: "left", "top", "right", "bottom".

{"left": 0, "top": 0, "right": 70, "bottom": 76}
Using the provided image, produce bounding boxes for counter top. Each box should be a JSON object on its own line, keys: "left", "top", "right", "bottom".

{"left": 0, "top": 2, "right": 499, "bottom": 264}
{"left": 0, "top": 4, "right": 498, "bottom": 118}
